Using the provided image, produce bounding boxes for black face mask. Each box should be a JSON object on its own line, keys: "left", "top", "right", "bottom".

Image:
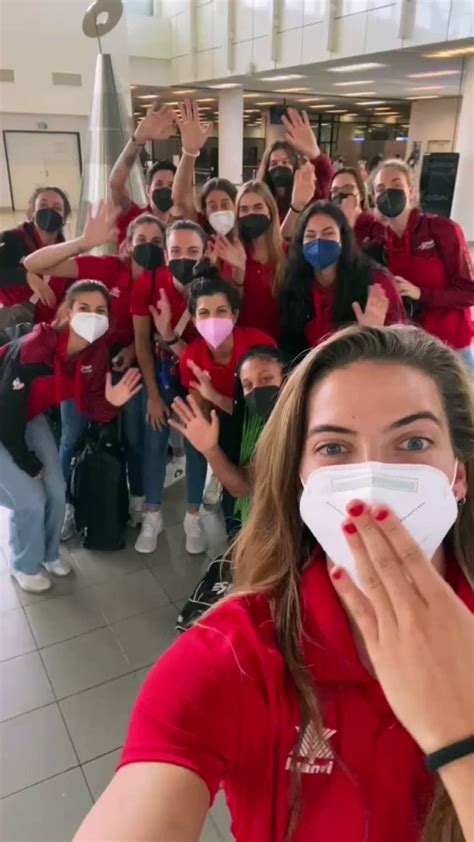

{"left": 244, "top": 385, "right": 280, "bottom": 420}
{"left": 269, "top": 165, "right": 294, "bottom": 191}
{"left": 376, "top": 188, "right": 407, "bottom": 219}
{"left": 35, "top": 208, "right": 63, "bottom": 233}
{"left": 168, "top": 258, "right": 196, "bottom": 286}
{"left": 132, "top": 243, "right": 165, "bottom": 271}
{"left": 152, "top": 187, "right": 173, "bottom": 213}
{"left": 238, "top": 214, "right": 272, "bottom": 242}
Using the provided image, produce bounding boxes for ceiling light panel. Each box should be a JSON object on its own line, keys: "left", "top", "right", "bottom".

{"left": 424, "top": 46, "right": 474, "bottom": 58}
{"left": 327, "top": 62, "right": 386, "bottom": 73}
{"left": 259, "top": 74, "right": 305, "bottom": 81}
{"left": 406, "top": 95, "right": 440, "bottom": 100}
{"left": 333, "top": 80, "right": 375, "bottom": 86}
{"left": 340, "top": 91, "right": 377, "bottom": 96}
{"left": 407, "top": 70, "right": 460, "bottom": 78}
{"left": 355, "top": 100, "right": 386, "bottom": 105}
{"left": 408, "top": 85, "right": 444, "bottom": 91}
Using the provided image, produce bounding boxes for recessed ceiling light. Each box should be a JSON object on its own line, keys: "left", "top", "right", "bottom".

{"left": 326, "top": 110, "right": 347, "bottom": 113}
{"left": 340, "top": 92, "right": 377, "bottom": 97}
{"left": 297, "top": 97, "right": 321, "bottom": 102}
{"left": 164, "top": 101, "right": 179, "bottom": 105}
{"left": 274, "top": 87, "right": 310, "bottom": 93}
{"left": 173, "top": 89, "right": 197, "bottom": 94}
{"left": 407, "top": 70, "right": 460, "bottom": 78}
{"left": 355, "top": 100, "right": 386, "bottom": 105}
{"left": 243, "top": 93, "right": 261, "bottom": 98}
{"left": 333, "top": 80, "right": 375, "bottom": 86}
{"left": 137, "top": 94, "right": 159, "bottom": 99}
{"left": 406, "top": 95, "right": 440, "bottom": 100}
{"left": 308, "top": 104, "right": 335, "bottom": 109}
{"left": 259, "top": 74, "right": 305, "bottom": 81}
{"left": 424, "top": 46, "right": 474, "bottom": 58}
{"left": 209, "top": 83, "right": 241, "bottom": 89}
{"left": 327, "top": 62, "right": 386, "bottom": 73}
{"left": 196, "top": 98, "right": 215, "bottom": 102}
{"left": 258, "top": 101, "right": 277, "bottom": 106}
{"left": 408, "top": 85, "right": 444, "bottom": 91}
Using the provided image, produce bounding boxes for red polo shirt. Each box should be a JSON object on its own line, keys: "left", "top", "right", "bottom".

{"left": 130, "top": 266, "right": 196, "bottom": 345}
{"left": 179, "top": 326, "right": 275, "bottom": 397}
{"left": 75, "top": 255, "right": 138, "bottom": 348}
{"left": 119, "top": 554, "right": 472, "bottom": 841}
{"left": 376, "top": 209, "right": 474, "bottom": 349}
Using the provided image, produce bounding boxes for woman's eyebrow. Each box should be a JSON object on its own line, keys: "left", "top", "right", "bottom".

{"left": 307, "top": 424, "right": 356, "bottom": 438}
{"left": 386, "top": 412, "right": 442, "bottom": 431}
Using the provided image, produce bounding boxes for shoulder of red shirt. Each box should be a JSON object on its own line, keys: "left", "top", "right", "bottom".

{"left": 130, "top": 266, "right": 172, "bottom": 316}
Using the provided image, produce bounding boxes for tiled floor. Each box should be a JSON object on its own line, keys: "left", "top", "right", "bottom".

{"left": 0, "top": 484, "right": 233, "bottom": 841}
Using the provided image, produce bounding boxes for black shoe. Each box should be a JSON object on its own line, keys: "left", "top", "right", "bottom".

{"left": 176, "top": 555, "right": 232, "bottom": 633}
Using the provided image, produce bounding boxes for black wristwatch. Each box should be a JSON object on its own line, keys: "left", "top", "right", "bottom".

{"left": 166, "top": 334, "right": 180, "bottom": 346}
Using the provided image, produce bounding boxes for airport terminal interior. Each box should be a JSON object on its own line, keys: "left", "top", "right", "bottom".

{"left": 0, "top": 0, "right": 473, "bottom": 840}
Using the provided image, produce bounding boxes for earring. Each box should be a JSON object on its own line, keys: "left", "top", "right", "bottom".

{"left": 457, "top": 497, "right": 466, "bottom": 507}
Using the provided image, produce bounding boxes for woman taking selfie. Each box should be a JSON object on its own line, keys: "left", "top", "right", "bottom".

{"left": 371, "top": 159, "right": 474, "bottom": 371}
{"left": 0, "top": 280, "right": 141, "bottom": 593}
{"left": 75, "top": 324, "right": 473, "bottom": 842}
{"left": 279, "top": 200, "right": 405, "bottom": 358}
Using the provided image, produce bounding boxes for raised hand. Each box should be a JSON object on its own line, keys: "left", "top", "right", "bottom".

{"left": 105, "top": 368, "right": 142, "bottom": 406}
{"left": 187, "top": 359, "right": 217, "bottom": 403}
{"left": 212, "top": 236, "right": 247, "bottom": 272}
{"left": 352, "top": 283, "right": 389, "bottom": 327}
{"left": 134, "top": 102, "right": 175, "bottom": 144}
{"left": 331, "top": 503, "right": 474, "bottom": 757}
{"left": 291, "top": 160, "right": 316, "bottom": 212}
{"left": 26, "top": 271, "right": 56, "bottom": 308}
{"left": 395, "top": 276, "right": 421, "bottom": 301}
{"left": 176, "top": 99, "right": 213, "bottom": 155}
{"left": 149, "top": 289, "right": 173, "bottom": 339}
{"left": 281, "top": 108, "right": 320, "bottom": 160}
{"left": 169, "top": 394, "right": 220, "bottom": 454}
{"left": 81, "top": 201, "right": 118, "bottom": 250}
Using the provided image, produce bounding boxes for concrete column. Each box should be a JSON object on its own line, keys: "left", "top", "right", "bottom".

{"left": 451, "top": 58, "right": 474, "bottom": 241}
{"left": 218, "top": 87, "right": 243, "bottom": 185}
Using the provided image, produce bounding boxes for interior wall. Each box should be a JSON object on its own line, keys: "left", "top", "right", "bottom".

{"left": 408, "top": 97, "right": 461, "bottom": 161}
{"left": 0, "top": 114, "right": 89, "bottom": 211}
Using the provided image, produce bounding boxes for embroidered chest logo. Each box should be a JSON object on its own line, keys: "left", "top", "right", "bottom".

{"left": 109, "top": 286, "right": 121, "bottom": 298}
{"left": 418, "top": 239, "right": 435, "bottom": 252}
{"left": 81, "top": 365, "right": 93, "bottom": 374}
{"left": 12, "top": 377, "right": 25, "bottom": 391}
{"left": 286, "top": 725, "right": 336, "bottom": 775}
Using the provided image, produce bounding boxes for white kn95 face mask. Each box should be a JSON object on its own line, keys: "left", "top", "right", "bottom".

{"left": 299, "top": 461, "right": 459, "bottom": 588}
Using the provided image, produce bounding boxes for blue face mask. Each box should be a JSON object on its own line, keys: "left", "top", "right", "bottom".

{"left": 303, "top": 238, "right": 342, "bottom": 271}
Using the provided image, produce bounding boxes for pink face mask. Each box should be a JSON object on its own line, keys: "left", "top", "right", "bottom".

{"left": 196, "top": 317, "right": 234, "bottom": 349}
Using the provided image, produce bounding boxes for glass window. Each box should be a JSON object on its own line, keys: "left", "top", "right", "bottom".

{"left": 123, "top": 0, "right": 154, "bottom": 15}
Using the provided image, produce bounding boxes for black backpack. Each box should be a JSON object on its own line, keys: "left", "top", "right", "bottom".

{"left": 70, "top": 423, "right": 129, "bottom": 550}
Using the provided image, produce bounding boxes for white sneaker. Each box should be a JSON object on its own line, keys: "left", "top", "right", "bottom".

{"left": 203, "top": 471, "right": 223, "bottom": 507}
{"left": 60, "top": 503, "right": 75, "bottom": 542}
{"left": 43, "top": 558, "right": 72, "bottom": 577}
{"left": 129, "top": 495, "right": 145, "bottom": 527}
{"left": 11, "top": 569, "right": 52, "bottom": 593}
{"left": 134, "top": 511, "right": 164, "bottom": 553}
{"left": 184, "top": 512, "right": 207, "bottom": 555}
{"left": 164, "top": 456, "right": 186, "bottom": 488}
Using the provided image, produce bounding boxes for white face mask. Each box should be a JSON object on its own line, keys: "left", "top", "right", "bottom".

{"left": 70, "top": 312, "right": 109, "bottom": 344}
{"left": 299, "top": 461, "right": 459, "bottom": 588}
{"left": 208, "top": 210, "right": 235, "bottom": 237}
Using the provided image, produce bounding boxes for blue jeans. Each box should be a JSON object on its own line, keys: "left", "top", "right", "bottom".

{"left": 0, "top": 415, "right": 66, "bottom": 574}
{"left": 60, "top": 399, "right": 89, "bottom": 502}
{"left": 459, "top": 344, "right": 474, "bottom": 377}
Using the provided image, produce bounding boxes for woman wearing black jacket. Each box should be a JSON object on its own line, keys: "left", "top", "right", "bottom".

{"left": 0, "top": 280, "right": 141, "bottom": 594}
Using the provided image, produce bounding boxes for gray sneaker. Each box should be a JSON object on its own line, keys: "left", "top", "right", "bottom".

{"left": 60, "top": 504, "right": 75, "bottom": 542}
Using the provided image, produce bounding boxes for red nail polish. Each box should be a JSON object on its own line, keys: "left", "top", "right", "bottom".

{"left": 348, "top": 503, "right": 364, "bottom": 517}
{"left": 375, "top": 509, "right": 389, "bottom": 521}
{"left": 343, "top": 522, "right": 358, "bottom": 535}
{"left": 332, "top": 568, "right": 344, "bottom": 581}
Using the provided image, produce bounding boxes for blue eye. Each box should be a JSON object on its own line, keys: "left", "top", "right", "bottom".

{"left": 401, "top": 436, "right": 431, "bottom": 452}
{"left": 317, "top": 443, "right": 348, "bottom": 456}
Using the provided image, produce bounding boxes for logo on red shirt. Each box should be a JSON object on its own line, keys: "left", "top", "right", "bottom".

{"left": 80, "top": 364, "right": 93, "bottom": 374}
{"left": 418, "top": 239, "right": 435, "bottom": 252}
{"left": 110, "top": 286, "right": 121, "bottom": 298}
{"left": 286, "top": 725, "right": 336, "bottom": 775}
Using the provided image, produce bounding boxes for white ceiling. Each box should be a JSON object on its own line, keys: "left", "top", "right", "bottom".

{"left": 131, "top": 44, "right": 470, "bottom": 126}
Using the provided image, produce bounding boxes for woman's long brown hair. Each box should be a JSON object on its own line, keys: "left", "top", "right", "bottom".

{"left": 236, "top": 180, "right": 287, "bottom": 292}
{"left": 231, "top": 325, "right": 474, "bottom": 841}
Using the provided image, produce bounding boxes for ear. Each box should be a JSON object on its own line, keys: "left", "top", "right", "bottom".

{"left": 232, "top": 311, "right": 239, "bottom": 325}
{"left": 453, "top": 460, "right": 468, "bottom": 503}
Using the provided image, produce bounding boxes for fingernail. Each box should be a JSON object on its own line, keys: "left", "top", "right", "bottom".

{"left": 331, "top": 567, "right": 344, "bottom": 581}
{"left": 375, "top": 509, "right": 389, "bottom": 521}
{"left": 348, "top": 503, "right": 364, "bottom": 517}
{"left": 343, "top": 522, "right": 358, "bottom": 535}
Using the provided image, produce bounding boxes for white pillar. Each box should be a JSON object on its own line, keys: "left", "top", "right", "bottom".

{"left": 218, "top": 88, "right": 243, "bottom": 185}
{"left": 451, "top": 58, "right": 474, "bottom": 242}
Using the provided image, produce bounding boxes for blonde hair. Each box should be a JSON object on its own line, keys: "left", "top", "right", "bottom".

{"left": 231, "top": 325, "right": 473, "bottom": 841}
{"left": 236, "top": 180, "right": 287, "bottom": 292}
{"left": 370, "top": 158, "right": 419, "bottom": 206}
